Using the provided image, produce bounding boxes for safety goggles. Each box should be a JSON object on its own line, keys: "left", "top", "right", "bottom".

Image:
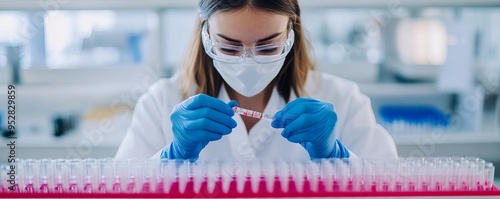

{"left": 201, "top": 21, "right": 295, "bottom": 64}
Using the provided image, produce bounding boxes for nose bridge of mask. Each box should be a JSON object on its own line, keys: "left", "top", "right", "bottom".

{"left": 237, "top": 64, "right": 261, "bottom": 88}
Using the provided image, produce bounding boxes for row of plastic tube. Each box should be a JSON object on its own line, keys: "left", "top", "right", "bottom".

{"left": 383, "top": 120, "right": 449, "bottom": 134}
{"left": 0, "top": 157, "right": 495, "bottom": 194}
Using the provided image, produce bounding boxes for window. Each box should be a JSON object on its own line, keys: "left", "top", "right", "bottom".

{"left": 0, "top": 10, "right": 160, "bottom": 85}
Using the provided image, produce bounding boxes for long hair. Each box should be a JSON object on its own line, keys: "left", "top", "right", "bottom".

{"left": 182, "top": 0, "right": 315, "bottom": 102}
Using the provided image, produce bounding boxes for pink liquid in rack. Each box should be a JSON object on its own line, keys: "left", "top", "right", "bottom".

{"left": 5, "top": 176, "right": 495, "bottom": 195}
{"left": 3, "top": 157, "right": 496, "bottom": 196}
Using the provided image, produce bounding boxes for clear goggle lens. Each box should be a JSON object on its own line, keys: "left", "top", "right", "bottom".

{"left": 202, "top": 21, "right": 294, "bottom": 64}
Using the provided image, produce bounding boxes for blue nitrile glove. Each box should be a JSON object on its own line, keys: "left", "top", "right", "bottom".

{"left": 161, "top": 94, "right": 238, "bottom": 159}
{"left": 271, "top": 98, "right": 350, "bottom": 159}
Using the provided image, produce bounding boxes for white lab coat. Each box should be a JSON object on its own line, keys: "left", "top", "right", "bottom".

{"left": 115, "top": 70, "right": 398, "bottom": 160}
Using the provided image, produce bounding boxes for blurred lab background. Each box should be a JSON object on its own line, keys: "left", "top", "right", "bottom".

{"left": 0, "top": 0, "right": 499, "bottom": 183}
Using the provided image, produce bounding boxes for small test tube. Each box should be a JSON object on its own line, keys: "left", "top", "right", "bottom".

{"left": 129, "top": 159, "right": 146, "bottom": 193}
{"left": 485, "top": 162, "right": 495, "bottom": 190}
{"left": 98, "top": 158, "right": 114, "bottom": 193}
{"left": 39, "top": 159, "right": 54, "bottom": 194}
{"left": 54, "top": 159, "right": 69, "bottom": 193}
{"left": 0, "top": 165, "right": 4, "bottom": 193}
{"left": 144, "top": 159, "right": 159, "bottom": 193}
{"left": 113, "top": 159, "right": 129, "bottom": 193}
{"left": 205, "top": 160, "right": 219, "bottom": 195}
{"left": 69, "top": 159, "right": 84, "bottom": 193}
{"left": 0, "top": 164, "right": 6, "bottom": 193}
{"left": 84, "top": 159, "right": 99, "bottom": 193}
{"left": 232, "top": 107, "right": 274, "bottom": 121}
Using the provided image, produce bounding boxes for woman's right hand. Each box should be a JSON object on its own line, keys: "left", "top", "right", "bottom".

{"left": 161, "top": 94, "right": 238, "bottom": 159}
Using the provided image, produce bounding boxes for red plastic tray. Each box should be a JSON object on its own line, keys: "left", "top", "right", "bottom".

{"left": 1, "top": 184, "right": 498, "bottom": 198}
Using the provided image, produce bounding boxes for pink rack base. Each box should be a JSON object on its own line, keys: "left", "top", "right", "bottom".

{"left": 1, "top": 181, "right": 498, "bottom": 198}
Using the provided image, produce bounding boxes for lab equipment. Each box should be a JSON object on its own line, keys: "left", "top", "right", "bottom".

{"left": 380, "top": 105, "right": 450, "bottom": 134}
{"left": 232, "top": 107, "right": 274, "bottom": 121}
{"left": 272, "top": 98, "right": 349, "bottom": 158}
{"left": 5, "top": 45, "right": 23, "bottom": 85}
{"left": 383, "top": 17, "right": 448, "bottom": 81}
{"left": 161, "top": 95, "right": 237, "bottom": 159}
{"left": 1, "top": 157, "right": 498, "bottom": 197}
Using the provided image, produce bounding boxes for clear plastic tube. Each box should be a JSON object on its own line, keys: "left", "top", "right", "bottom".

{"left": 129, "top": 159, "right": 145, "bottom": 193}
{"left": 54, "top": 159, "right": 69, "bottom": 193}
{"left": 485, "top": 162, "right": 495, "bottom": 190}
{"left": 5, "top": 157, "right": 497, "bottom": 194}
{"left": 17, "top": 159, "right": 31, "bottom": 193}
{"left": 39, "top": 159, "right": 54, "bottom": 193}
{"left": 206, "top": 160, "right": 219, "bottom": 194}
{"left": 313, "top": 160, "right": 323, "bottom": 192}
{"left": 113, "top": 159, "right": 129, "bottom": 193}
{"left": 162, "top": 159, "right": 176, "bottom": 194}
{"left": 145, "top": 159, "right": 159, "bottom": 193}
{"left": 232, "top": 106, "right": 274, "bottom": 121}
{"left": 68, "top": 159, "right": 84, "bottom": 193}
{"left": 84, "top": 159, "right": 99, "bottom": 193}
{"left": 98, "top": 158, "right": 114, "bottom": 193}
{"left": 0, "top": 164, "right": 6, "bottom": 193}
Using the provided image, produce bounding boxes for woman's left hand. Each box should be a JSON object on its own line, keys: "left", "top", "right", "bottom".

{"left": 271, "top": 98, "right": 350, "bottom": 159}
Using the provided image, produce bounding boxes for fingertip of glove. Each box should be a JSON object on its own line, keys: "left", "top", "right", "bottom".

{"left": 271, "top": 119, "right": 280, "bottom": 128}
{"left": 229, "top": 118, "right": 237, "bottom": 128}
{"left": 280, "top": 129, "right": 289, "bottom": 139}
{"left": 271, "top": 112, "right": 281, "bottom": 128}
{"left": 227, "top": 100, "right": 238, "bottom": 107}
{"left": 222, "top": 128, "right": 232, "bottom": 135}
{"left": 226, "top": 100, "right": 238, "bottom": 116}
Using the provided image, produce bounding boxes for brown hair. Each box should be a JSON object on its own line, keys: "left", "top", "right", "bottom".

{"left": 182, "top": 0, "right": 315, "bottom": 102}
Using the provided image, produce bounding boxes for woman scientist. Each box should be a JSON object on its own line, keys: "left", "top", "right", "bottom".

{"left": 116, "top": 0, "right": 398, "bottom": 160}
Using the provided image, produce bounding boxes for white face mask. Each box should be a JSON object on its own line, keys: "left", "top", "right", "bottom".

{"left": 213, "top": 54, "right": 286, "bottom": 97}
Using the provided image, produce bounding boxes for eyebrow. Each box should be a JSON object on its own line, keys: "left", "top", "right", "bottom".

{"left": 216, "top": 32, "right": 283, "bottom": 43}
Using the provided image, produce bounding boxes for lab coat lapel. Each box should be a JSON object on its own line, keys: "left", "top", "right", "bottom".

{"left": 218, "top": 85, "right": 257, "bottom": 160}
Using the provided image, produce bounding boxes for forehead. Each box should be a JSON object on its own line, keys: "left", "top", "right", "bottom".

{"left": 208, "top": 7, "right": 289, "bottom": 42}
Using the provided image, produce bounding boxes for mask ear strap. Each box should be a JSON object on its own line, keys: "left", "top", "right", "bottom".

{"left": 201, "top": 21, "right": 211, "bottom": 41}
{"left": 287, "top": 19, "right": 295, "bottom": 37}
{"left": 201, "top": 20, "right": 214, "bottom": 58}
{"left": 287, "top": 21, "right": 295, "bottom": 44}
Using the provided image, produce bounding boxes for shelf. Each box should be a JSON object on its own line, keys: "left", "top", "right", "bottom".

{"left": 393, "top": 132, "right": 500, "bottom": 145}
{"left": 358, "top": 83, "right": 452, "bottom": 96}
{"left": 0, "top": 136, "right": 121, "bottom": 149}
{"left": 0, "top": 84, "right": 138, "bottom": 111}
{"left": 394, "top": 132, "right": 500, "bottom": 164}
{"left": 0, "top": 0, "right": 499, "bottom": 10}
{"left": 0, "top": 118, "right": 129, "bottom": 149}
